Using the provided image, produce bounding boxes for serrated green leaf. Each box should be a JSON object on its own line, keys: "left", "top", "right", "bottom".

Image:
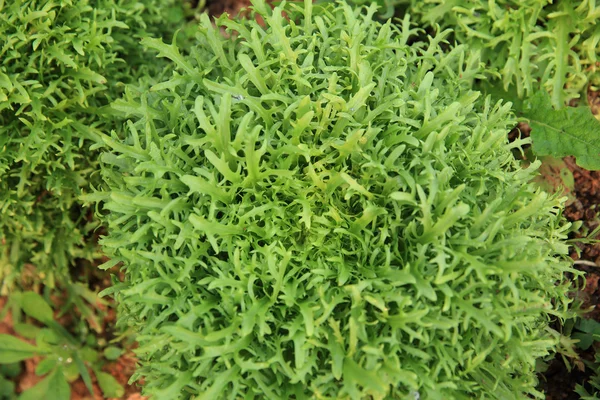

{"left": 523, "top": 91, "right": 600, "bottom": 170}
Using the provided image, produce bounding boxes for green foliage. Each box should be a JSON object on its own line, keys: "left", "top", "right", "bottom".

{"left": 343, "top": 0, "right": 600, "bottom": 169}
{"left": 403, "top": 0, "right": 600, "bottom": 108}
{"left": 0, "top": 0, "right": 185, "bottom": 290}
{"left": 576, "top": 352, "right": 600, "bottom": 400}
{"left": 87, "top": 0, "right": 576, "bottom": 398}
{"left": 336, "top": 0, "right": 404, "bottom": 18}
{"left": 574, "top": 346, "right": 600, "bottom": 400}
{"left": 0, "top": 291, "right": 124, "bottom": 400}
{"left": 567, "top": 318, "right": 600, "bottom": 399}
{"left": 521, "top": 91, "right": 600, "bottom": 170}
{"left": 0, "top": 334, "right": 40, "bottom": 364}
{"left": 572, "top": 318, "right": 600, "bottom": 351}
{"left": 0, "top": 363, "right": 20, "bottom": 400}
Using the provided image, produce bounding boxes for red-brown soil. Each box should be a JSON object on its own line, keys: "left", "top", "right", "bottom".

{"left": 540, "top": 149, "right": 600, "bottom": 398}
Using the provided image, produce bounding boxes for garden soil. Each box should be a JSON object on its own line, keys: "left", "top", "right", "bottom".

{"left": 542, "top": 156, "right": 600, "bottom": 400}
{"left": 205, "top": 0, "right": 250, "bottom": 17}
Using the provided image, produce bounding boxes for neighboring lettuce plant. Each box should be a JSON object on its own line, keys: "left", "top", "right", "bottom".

{"left": 0, "top": 0, "right": 185, "bottom": 290}
{"left": 404, "top": 0, "right": 599, "bottom": 107}
{"left": 88, "top": 0, "right": 576, "bottom": 398}
{"left": 341, "top": 0, "right": 600, "bottom": 170}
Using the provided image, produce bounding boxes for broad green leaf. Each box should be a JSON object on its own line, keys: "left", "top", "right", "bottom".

{"left": 103, "top": 346, "right": 123, "bottom": 361}
{"left": 96, "top": 371, "right": 124, "bottom": 398}
{"left": 0, "top": 375, "right": 15, "bottom": 397}
{"left": 35, "top": 358, "right": 58, "bottom": 376}
{"left": 19, "top": 369, "right": 69, "bottom": 400}
{"left": 21, "top": 292, "right": 54, "bottom": 324}
{"left": 573, "top": 332, "right": 594, "bottom": 351}
{"left": 0, "top": 334, "right": 39, "bottom": 363}
{"left": 576, "top": 318, "right": 600, "bottom": 335}
{"left": 13, "top": 323, "right": 41, "bottom": 339}
{"left": 80, "top": 347, "right": 99, "bottom": 364}
{"left": 35, "top": 328, "right": 61, "bottom": 347}
{"left": 63, "top": 362, "right": 80, "bottom": 382}
{"left": 523, "top": 91, "right": 600, "bottom": 170}
{"left": 0, "top": 362, "right": 22, "bottom": 378}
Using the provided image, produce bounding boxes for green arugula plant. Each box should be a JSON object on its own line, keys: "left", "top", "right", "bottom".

{"left": 86, "top": 0, "right": 577, "bottom": 398}
{"left": 0, "top": 0, "right": 186, "bottom": 291}
{"left": 0, "top": 291, "right": 124, "bottom": 399}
